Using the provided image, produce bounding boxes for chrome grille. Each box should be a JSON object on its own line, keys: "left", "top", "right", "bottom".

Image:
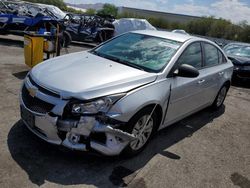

{"left": 28, "top": 75, "right": 60, "bottom": 98}
{"left": 22, "top": 85, "right": 54, "bottom": 114}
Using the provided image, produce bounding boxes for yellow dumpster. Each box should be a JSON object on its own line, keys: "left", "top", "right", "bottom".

{"left": 24, "top": 33, "right": 44, "bottom": 68}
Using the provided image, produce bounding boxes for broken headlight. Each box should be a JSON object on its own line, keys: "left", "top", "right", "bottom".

{"left": 71, "top": 94, "right": 125, "bottom": 115}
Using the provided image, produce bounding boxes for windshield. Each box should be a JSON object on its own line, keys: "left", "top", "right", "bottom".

{"left": 224, "top": 44, "right": 250, "bottom": 58}
{"left": 92, "top": 33, "right": 182, "bottom": 72}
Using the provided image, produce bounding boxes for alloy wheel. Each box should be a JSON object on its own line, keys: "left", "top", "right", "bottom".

{"left": 216, "top": 86, "right": 227, "bottom": 107}
{"left": 130, "top": 115, "right": 154, "bottom": 151}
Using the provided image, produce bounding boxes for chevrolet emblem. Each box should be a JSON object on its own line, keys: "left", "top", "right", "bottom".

{"left": 27, "top": 87, "right": 37, "bottom": 98}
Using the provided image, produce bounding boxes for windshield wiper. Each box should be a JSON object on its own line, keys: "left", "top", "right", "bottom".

{"left": 91, "top": 50, "right": 104, "bottom": 57}
{"left": 121, "top": 60, "right": 145, "bottom": 71}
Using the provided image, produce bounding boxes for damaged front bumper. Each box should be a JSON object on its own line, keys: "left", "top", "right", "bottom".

{"left": 20, "top": 103, "right": 135, "bottom": 156}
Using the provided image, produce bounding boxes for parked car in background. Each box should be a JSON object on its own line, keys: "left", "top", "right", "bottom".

{"left": 64, "top": 13, "right": 115, "bottom": 43}
{"left": 0, "top": 1, "right": 71, "bottom": 46}
{"left": 113, "top": 18, "right": 156, "bottom": 36}
{"left": 20, "top": 31, "right": 233, "bottom": 156}
{"left": 223, "top": 43, "right": 250, "bottom": 81}
{"left": 172, "top": 29, "right": 189, "bottom": 35}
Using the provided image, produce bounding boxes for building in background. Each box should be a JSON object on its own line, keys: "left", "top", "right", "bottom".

{"left": 118, "top": 7, "right": 202, "bottom": 24}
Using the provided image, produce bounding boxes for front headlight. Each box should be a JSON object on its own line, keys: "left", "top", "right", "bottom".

{"left": 71, "top": 93, "right": 125, "bottom": 115}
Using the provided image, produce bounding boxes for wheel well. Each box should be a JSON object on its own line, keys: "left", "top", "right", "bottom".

{"left": 141, "top": 104, "right": 163, "bottom": 129}
{"left": 224, "top": 80, "right": 231, "bottom": 91}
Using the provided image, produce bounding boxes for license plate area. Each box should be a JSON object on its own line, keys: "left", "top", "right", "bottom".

{"left": 21, "top": 106, "right": 35, "bottom": 128}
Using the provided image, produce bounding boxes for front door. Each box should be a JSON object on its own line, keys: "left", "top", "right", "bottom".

{"left": 164, "top": 42, "right": 207, "bottom": 124}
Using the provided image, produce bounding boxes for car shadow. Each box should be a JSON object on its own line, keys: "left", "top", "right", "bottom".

{"left": 0, "top": 37, "right": 24, "bottom": 48}
{"left": 12, "top": 71, "right": 29, "bottom": 80}
{"left": 7, "top": 106, "right": 225, "bottom": 187}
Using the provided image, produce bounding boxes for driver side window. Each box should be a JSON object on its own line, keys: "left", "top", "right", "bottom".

{"left": 177, "top": 42, "right": 202, "bottom": 69}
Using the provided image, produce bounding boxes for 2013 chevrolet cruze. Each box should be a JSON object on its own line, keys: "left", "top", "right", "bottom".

{"left": 20, "top": 30, "right": 233, "bottom": 156}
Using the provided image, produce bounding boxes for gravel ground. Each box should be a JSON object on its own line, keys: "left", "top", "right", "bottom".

{"left": 0, "top": 35, "right": 249, "bottom": 188}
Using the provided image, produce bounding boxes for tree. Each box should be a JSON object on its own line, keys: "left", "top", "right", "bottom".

{"left": 208, "top": 18, "right": 231, "bottom": 38}
{"left": 85, "top": 8, "right": 96, "bottom": 15}
{"left": 186, "top": 17, "right": 215, "bottom": 36}
{"left": 64, "top": 7, "right": 84, "bottom": 14}
{"left": 238, "top": 22, "right": 250, "bottom": 43}
{"left": 97, "top": 3, "right": 118, "bottom": 17}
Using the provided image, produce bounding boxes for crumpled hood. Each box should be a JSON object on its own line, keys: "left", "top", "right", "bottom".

{"left": 30, "top": 51, "right": 157, "bottom": 100}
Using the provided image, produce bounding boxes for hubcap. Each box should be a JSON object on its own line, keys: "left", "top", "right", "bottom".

{"left": 130, "top": 115, "right": 154, "bottom": 151}
{"left": 216, "top": 87, "right": 227, "bottom": 107}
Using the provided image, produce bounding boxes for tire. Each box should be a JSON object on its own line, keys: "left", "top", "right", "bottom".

{"left": 95, "top": 31, "right": 105, "bottom": 43}
{"left": 122, "top": 107, "right": 158, "bottom": 156}
{"left": 62, "top": 31, "right": 72, "bottom": 47}
{"left": 211, "top": 85, "right": 229, "bottom": 110}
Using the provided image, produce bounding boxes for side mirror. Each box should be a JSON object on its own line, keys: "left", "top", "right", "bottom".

{"left": 174, "top": 64, "right": 199, "bottom": 78}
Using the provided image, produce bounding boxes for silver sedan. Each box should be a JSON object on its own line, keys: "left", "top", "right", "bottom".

{"left": 20, "top": 30, "right": 233, "bottom": 156}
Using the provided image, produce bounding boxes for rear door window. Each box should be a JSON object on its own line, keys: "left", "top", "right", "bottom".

{"left": 204, "top": 43, "right": 219, "bottom": 67}
{"left": 218, "top": 50, "right": 227, "bottom": 64}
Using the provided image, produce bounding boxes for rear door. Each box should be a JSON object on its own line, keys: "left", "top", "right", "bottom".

{"left": 199, "top": 42, "right": 226, "bottom": 104}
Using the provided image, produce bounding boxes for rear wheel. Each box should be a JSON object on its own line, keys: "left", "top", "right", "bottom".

{"left": 211, "top": 85, "right": 228, "bottom": 109}
{"left": 122, "top": 107, "right": 158, "bottom": 156}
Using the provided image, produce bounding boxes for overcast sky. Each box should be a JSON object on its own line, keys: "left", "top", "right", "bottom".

{"left": 64, "top": 0, "right": 250, "bottom": 24}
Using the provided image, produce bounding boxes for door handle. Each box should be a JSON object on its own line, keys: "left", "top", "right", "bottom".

{"left": 219, "top": 71, "right": 224, "bottom": 76}
{"left": 198, "top": 79, "right": 205, "bottom": 84}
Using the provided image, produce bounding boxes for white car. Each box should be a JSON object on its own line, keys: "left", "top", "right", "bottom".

{"left": 113, "top": 18, "right": 156, "bottom": 36}
{"left": 20, "top": 30, "right": 233, "bottom": 156}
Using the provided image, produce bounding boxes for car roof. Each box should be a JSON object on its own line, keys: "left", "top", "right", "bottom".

{"left": 132, "top": 30, "right": 200, "bottom": 43}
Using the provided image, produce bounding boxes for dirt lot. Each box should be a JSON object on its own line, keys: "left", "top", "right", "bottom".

{"left": 0, "top": 35, "right": 249, "bottom": 188}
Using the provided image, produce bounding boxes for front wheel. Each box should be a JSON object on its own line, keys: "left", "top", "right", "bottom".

{"left": 122, "top": 107, "right": 158, "bottom": 156}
